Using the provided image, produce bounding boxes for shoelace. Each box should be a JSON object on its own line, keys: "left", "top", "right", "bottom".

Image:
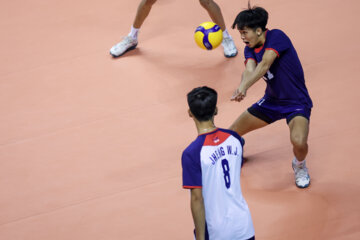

{"left": 115, "top": 37, "right": 133, "bottom": 48}
{"left": 295, "top": 165, "right": 309, "bottom": 179}
{"left": 222, "top": 37, "right": 232, "bottom": 44}
{"left": 222, "top": 37, "right": 235, "bottom": 50}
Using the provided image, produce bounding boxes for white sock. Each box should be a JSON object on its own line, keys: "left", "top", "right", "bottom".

{"left": 128, "top": 26, "right": 139, "bottom": 40}
{"left": 294, "top": 157, "right": 305, "bottom": 166}
{"left": 222, "top": 29, "right": 231, "bottom": 38}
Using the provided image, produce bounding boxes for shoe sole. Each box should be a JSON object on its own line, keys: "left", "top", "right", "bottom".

{"left": 296, "top": 181, "right": 310, "bottom": 188}
{"left": 110, "top": 44, "right": 138, "bottom": 58}
{"left": 224, "top": 51, "right": 238, "bottom": 58}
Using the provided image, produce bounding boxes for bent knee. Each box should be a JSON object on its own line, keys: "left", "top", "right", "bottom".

{"left": 291, "top": 134, "right": 308, "bottom": 149}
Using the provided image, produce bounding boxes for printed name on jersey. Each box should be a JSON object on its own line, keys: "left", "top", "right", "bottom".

{"left": 209, "top": 145, "right": 239, "bottom": 165}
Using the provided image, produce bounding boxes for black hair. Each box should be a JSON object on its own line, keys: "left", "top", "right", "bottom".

{"left": 187, "top": 86, "right": 217, "bottom": 122}
{"left": 232, "top": 2, "right": 268, "bottom": 31}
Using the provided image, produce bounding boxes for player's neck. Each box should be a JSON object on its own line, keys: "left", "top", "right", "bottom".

{"left": 196, "top": 121, "right": 217, "bottom": 135}
{"left": 254, "top": 30, "right": 267, "bottom": 48}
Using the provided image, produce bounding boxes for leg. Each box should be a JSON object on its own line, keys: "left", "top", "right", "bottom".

{"left": 133, "top": 0, "right": 157, "bottom": 29}
{"left": 110, "top": 0, "right": 156, "bottom": 57}
{"left": 288, "top": 116, "right": 310, "bottom": 188}
{"left": 230, "top": 110, "right": 269, "bottom": 136}
{"left": 198, "top": 0, "right": 237, "bottom": 57}
{"left": 198, "top": 0, "right": 225, "bottom": 30}
{"left": 288, "top": 116, "right": 309, "bottom": 161}
{"left": 231, "top": 110, "right": 268, "bottom": 167}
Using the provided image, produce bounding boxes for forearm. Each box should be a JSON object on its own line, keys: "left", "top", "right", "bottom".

{"left": 191, "top": 195, "right": 206, "bottom": 240}
{"left": 240, "top": 61, "right": 269, "bottom": 91}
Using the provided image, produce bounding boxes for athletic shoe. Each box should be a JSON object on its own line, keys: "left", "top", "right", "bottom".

{"left": 292, "top": 159, "right": 310, "bottom": 188}
{"left": 221, "top": 36, "right": 238, "bottom": 58}
{"left": 110, "top": 36, "right": 138, "bottom": 57}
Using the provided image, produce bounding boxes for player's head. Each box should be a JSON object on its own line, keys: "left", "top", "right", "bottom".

{"left": 187, "top": 86, "right": 217, "bottom": 122}
{"left": 232, "top": 3, "right": 268, "bottom": 31}
{"left": 232, "top": 3, "right": 268, "bottom": 48}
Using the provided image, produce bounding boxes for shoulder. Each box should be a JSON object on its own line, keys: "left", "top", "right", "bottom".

{"left": 217, "top": 128, "right": 244, "bottom": 146}
{"left": 244, "top": 45, "right": 254, "bottom": 53}
{"left": 182, "top": 135, "right": 206, "bottom": 159}
{"left": 268, "top": 29, "right": 290, "bottom": 41}
{"left": 269, "top": 29, "right": 287, "bottom": 36}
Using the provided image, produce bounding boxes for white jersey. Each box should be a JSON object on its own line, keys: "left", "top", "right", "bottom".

{"left": 182, "top": 128, "right": 254, "bottom": 240}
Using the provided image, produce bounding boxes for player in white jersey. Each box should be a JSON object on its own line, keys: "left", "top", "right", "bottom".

{"left": 182, "top": 86, "right": 255, "bottom": 240}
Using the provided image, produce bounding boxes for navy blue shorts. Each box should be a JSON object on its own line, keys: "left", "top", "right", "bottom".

{"left": 248, "top": 98, "right": 311, "bottom": 124}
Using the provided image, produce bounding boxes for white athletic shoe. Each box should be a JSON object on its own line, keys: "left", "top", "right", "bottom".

{"left": 110, "top": 36, "right": 138, "bottom": 57}
{"left": 221, "top": 36, "right": 238, "bottom": 58}
{"left": 292, "top": 159, "right": 310, "bottom": 188}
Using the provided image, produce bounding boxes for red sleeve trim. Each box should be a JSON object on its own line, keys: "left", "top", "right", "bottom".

{"left": 244, "top": 58, "right": 257, "bottom": 65}
{"left": 265, "top": 48, "right": 280, "bottom": 57}
{"left": 183, "top": 186, "right": 202, "bottom": 189}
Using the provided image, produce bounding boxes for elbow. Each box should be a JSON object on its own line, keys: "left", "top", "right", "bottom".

{"left": 191, "top": 194, "right": 204, "bottom": 203}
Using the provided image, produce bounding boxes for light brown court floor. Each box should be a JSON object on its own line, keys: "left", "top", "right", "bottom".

{"left": 0, "top": 0, "right": 359, "bottom": 239}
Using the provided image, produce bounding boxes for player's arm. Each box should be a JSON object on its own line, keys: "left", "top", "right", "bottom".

{"left": 231, "top": 49, "right": 278, "bottom": 102}
{"left": 190, "top": 188, "right": 206, "bottom": 240}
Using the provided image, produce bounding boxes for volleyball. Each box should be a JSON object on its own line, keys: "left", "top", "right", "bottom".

{"left": 194, "top": 22, "right": 223, "bottom": 50}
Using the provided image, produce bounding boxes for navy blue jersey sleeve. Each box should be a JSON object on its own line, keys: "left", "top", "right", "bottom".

{"left": 182, "top": 147, "right": 202, "bottom": 189}
{"left": 265, "top": 29, "right": 291, "bottom": 57}
{"left": 244, "top": 46, "right": 257, "bottom": 64}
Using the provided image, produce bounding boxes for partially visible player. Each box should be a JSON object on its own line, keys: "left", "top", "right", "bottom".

{"left": 110, "top": 0, "right": 237, "bottom": 58}
{"left": 230, "top": 5, "right": 313, "bottom": 188}
{"left": 182, "top": 86, "right": 255, "bottom": 240}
